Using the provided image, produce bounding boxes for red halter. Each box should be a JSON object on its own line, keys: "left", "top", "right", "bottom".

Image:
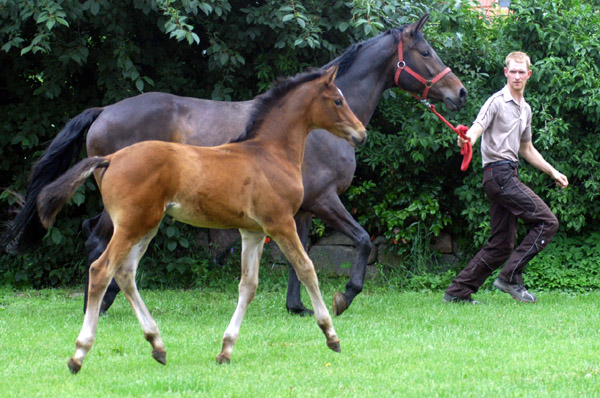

{"left": 394, "top": 31, "right": 472, "bottom": 171}
{"left": 394, "top": 32, "right": 451, "bottom": 100}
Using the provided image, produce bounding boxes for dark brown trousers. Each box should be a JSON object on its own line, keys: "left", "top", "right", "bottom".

{"left": 445, "top": 162, "right": 559, "bottom": 298}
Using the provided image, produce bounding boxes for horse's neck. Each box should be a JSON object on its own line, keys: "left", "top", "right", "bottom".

{"left": 251, "top": 112, "right": 309, "bottom": 167}
{"left": 334, "top": 36, "right": 397, "bottom": 125}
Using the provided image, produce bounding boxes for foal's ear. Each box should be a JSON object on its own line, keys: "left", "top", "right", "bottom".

{"left": 322, "top": 65, "right": 339, "bottom": 85}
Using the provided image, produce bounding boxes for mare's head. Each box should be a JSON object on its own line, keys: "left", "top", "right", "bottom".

{"left": 304, "top": 66, "right": 366, "bottom": 146}
{"left": 394, "top": 14, "right": 467, "bottom": 110}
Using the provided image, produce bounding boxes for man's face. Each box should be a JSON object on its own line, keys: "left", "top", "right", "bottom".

{"left": 504, "top": 60, "right": 532, "bottom": 93}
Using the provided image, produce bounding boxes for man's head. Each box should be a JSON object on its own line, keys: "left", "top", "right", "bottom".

{"left": 504, "top": 51, "right": 532, "bottom": 95}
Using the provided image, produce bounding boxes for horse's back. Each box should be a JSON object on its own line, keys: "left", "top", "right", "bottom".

{"left": 86, "top": 92, "right": 254, "bottom": 157}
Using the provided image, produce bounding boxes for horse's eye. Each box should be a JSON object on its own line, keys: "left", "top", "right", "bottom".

{"left": 421, "top": 50, "right": 431, "bottom": 57}
{"left": 334, "top": 99, "right": 343, "bottom": 107}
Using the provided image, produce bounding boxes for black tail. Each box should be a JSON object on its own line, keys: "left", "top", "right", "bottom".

{"left": 0, "top": 107, "right": 104, "bottom": 252}
{"left": 37, "top": 157, "right": 109, "bottom": 230}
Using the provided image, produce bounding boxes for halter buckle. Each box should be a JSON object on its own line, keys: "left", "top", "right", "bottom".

{"left": 397, "top": 61, "right": 406, "bottom": 69}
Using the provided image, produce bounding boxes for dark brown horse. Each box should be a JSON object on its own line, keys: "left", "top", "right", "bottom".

{"left": 37, "top": 66, "right": 366, "bottom": 373}
{"left": 3, "top": 15, "right": 466, "bottom": 316}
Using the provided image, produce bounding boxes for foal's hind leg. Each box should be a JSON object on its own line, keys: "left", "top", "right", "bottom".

{"left": 272, "top": 224, "right": 340, "bottom": 353}
{"left": 82, "top": 211, "right": 120, "bottom": 314}
{"left": 113, "top": 228, "right": 166, "bottom": 366}
{"left": 69, "top": 246, "right": 118, "bottom": 373}
{"left": 69, "top": 229, "right": 160, "bottom": 373}
{"left": 216, "top": 229, "right": 265, "bottom": 364}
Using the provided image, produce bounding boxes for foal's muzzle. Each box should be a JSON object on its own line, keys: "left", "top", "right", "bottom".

{"left": 351, "top": 130, "right": 367, "bottom": 147}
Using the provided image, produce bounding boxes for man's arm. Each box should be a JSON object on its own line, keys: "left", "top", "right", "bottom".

{"left": 519, "top": 140, "right": 569, "bottom": 188}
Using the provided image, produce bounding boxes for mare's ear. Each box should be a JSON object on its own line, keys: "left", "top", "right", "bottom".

{"left": 322, "top": 65, "right": 339, "bottom": 85}
{"left": 406, "top": 14, "right": 429, "bottom": 37}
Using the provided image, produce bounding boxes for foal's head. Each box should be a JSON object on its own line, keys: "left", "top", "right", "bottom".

{"left": 306, "top": 66, "right": 366, "bottom": 146}
{"left": 236, "top": 66, "right": 366, "bottom": 146}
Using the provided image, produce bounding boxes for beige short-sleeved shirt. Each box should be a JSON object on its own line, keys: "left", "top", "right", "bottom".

{"left": 474, "top": 85, "right": 532, "bottom": 167}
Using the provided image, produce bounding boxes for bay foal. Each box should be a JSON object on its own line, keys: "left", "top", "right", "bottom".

{"left": 36, "top": 66, "right": 366, "bottom": 373}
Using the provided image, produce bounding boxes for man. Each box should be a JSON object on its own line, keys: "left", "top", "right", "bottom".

{"left": 444, "top": 51, "right": 569, "bottom": 304}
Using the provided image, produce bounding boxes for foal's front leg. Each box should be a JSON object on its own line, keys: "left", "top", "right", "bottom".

{"left": 216, "top": 229, "right": 265, "bottom": 364}
{"left": 273, "top": 226, "right": 340, "bottom": 353}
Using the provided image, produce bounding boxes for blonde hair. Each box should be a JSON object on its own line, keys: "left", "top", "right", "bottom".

{"left": 505, "top": 51, "right": 531, "bottom": 70}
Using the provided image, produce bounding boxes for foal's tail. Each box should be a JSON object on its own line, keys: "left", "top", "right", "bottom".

{"left": 0, "top": 107, "right": 103, "bottom": 251}
{"left": 37, "top": 157, "right": 109, "bottom": 230}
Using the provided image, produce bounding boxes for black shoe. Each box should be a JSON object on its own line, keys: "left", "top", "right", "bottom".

{"left": 442, "top": 293, "right": 482, "bottom": 304}
{"left": 493, "top": 278, "right": 537, "bottom": 303}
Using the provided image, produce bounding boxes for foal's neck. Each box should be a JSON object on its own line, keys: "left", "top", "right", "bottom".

{"left": 248, "top": 93, "right": 313, "bottom": 167}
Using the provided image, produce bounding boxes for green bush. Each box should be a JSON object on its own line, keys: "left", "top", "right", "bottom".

{"left": 1, "top": 0, "right": 599, "bottom": 289}
{"left": 525, "top": 232, "right": 600, "bottom": 291}
{"left": 349, "top": 0, "right": 600, "bottom": 265}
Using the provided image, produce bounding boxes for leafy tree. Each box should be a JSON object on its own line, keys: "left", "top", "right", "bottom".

{"left": 1, "top": 0, "right": 599, "bottom": 287}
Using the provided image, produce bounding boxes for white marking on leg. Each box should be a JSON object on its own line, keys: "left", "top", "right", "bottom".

{"left": 220, "top": 229, "right": 265, "bottom": 360}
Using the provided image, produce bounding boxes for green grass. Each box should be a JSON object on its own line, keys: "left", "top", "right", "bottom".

{"left": 1, "top": 282, "right": 600, "bottom": 397}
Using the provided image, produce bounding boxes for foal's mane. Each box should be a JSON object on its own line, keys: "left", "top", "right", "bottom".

{"left": 231, "top": 24, "right": 421, "bottom": 144}
{"left": 232, "top": 69, "right": 326, "bottom": 143}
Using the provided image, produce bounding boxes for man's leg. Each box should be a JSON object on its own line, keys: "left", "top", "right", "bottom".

{"left": 445, "top": 170, "right": 517, "bottom": 299}
{"left": 497, "top": 178, "right": 559, "bottom": 285}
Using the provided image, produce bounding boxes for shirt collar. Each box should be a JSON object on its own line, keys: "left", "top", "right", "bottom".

{"left": 501, "top": 85, "right": 515, "bottom": 103}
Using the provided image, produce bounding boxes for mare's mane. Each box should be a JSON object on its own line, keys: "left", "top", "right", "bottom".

{"left": 322, "top": 27, "right": 417, "bottom": 78}
{"left": 232, "top": 24, "right": 423, "bottom": 144}
{"left": 231, "top": 69, "right": 326, "bottom": 143}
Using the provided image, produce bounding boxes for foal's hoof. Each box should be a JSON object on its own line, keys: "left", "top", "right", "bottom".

{"left": 215, "top": 353, "right": 231, "bottom": 365}
{"left": 152, "top": 349, "right": 167, "bottom": 365}
{"left": 68, "top": 358, "right": 82, "bottom": 374}
{"left": 327, "top": 338, "right": 341, "bottom": 353}
{"left": 332, "top": 292, "right": 349, "bottom": 316}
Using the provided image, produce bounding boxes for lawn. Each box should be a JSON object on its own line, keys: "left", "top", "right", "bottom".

{"left": 1, "top": 281, "right": 600, "bottom": 397}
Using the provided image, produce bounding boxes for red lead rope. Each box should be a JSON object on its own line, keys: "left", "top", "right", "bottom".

{"left": 423, "top": 101, "right": 472, "bottom": 172}
{"left": 394, "top": 31, "right": 472, "bottom": 171}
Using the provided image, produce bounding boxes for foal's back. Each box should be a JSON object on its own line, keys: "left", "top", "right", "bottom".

{"left": 100, "top": 140, "right": 298, "bottom": 232}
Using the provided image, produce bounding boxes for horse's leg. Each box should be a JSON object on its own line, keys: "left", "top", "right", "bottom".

{"left": 69, "top": 245, "right": 118, "bottom": 373}
{"left": 308, "top": 192, "right": 372, "bottom": 316}
{"left": 82, "top": 211, "right": 120, "bottom": 314}
{"left": 272, "top": 224, "right": 340, "bottom": 353}
{"left": 286, "top": 210, "right": 314, "bottom": 316}
{"left": 216, "top": 229, "right": 265, "bottom": 364}
{"left": 112, "top": 228, "right": 166, "bottom": 366}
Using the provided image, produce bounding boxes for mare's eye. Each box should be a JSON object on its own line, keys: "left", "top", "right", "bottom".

{"left": 421, "top": 50, "right": 431, "bottom": 57}
{"left": 334, "top": 99, "right": 343, "bottom": 106}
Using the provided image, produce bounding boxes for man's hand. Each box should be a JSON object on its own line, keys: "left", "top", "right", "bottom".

{"left": 457, "top": 123, "right": 483, "bottom": 149}
{"left": 552, "top": 170, "right": 569, "bottom": 188}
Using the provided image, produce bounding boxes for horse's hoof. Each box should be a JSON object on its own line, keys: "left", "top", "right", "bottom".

{"left": 152, "top": 350, "right": 167, "bottom": 365}
{"left": 332, "top": 292, "right": 349, "bottom": 316}
{"left": 286, "top": 305, "right": 314, "bottom": 317}
{"left": 327, "top": 338, "right": 341, "bottom": 353}
{"left": 68, "top": 358, "right": 82, "bottom": 374}
{"left": 216, "top": 354, "right": 231, "bottom": 365}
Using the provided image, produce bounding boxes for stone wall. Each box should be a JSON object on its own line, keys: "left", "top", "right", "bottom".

{"left": 264, "top": 231, "right": 461, "bottom": 277}
{"left": 197, "top": 229, "right": 461, "bottom": 278}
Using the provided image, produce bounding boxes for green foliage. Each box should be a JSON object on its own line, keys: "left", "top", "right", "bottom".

{"left": 350, "top": 0, "right": 600, "bottom": 264}
{"left": 1, "top": 0, "right": 599, "bottom": 288}
{"left": 525, "top": 232, "right": 600, "bottom": 291}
